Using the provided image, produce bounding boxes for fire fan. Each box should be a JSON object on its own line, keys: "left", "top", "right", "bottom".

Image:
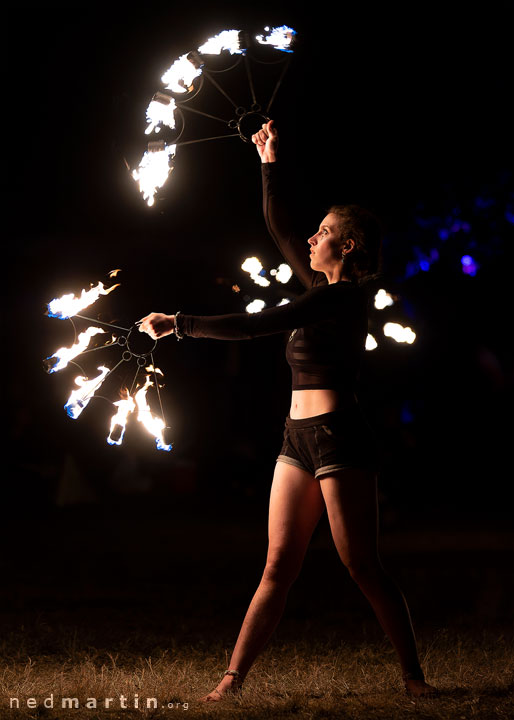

{"left": 130, "top": 25, "right": 296, "bottom": 206}
{"left": 44, "top": 272, "right": 172, "bottom": 452}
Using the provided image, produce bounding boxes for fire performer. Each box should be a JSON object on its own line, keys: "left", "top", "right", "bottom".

{"left": 139, "top": 120, "right": 438, "bottom": 700}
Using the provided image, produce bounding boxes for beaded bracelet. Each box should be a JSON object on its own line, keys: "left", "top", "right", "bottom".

{"left": 174, "top": 311, "right": 184, "bottom": 340}
{"left": 224, "top": 670, "right": 240, "bottom": 679}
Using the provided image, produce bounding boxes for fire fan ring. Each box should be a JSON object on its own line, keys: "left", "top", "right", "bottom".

{"left": 43, "top": 278, "right": 173, "bottom": 452}
{"left": 126, "top": 325, "right": 158, "bottom": 358}
{"left": 130, "top": 25, "right": 296, "bottom": 206}
{"left": 230, "top": 108, "right": 271, "bottom": 142}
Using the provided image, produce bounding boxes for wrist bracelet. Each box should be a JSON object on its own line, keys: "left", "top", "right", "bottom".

{"left": 174, "top": 311, "right": 184, "bottom": 340}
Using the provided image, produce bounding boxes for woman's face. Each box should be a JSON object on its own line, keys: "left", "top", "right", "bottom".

{"left": 308, "top": 213, "right": 344, "bottom": 272}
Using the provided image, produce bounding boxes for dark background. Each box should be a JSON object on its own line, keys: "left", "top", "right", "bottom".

{"left": 4, "top": 1, "right": 513, "bottom": 611}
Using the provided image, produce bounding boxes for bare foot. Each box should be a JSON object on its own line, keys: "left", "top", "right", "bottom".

{"left": 198, "top": 674, "right": 242, "bottom": 702}
{"left": 404, "top": 677, "right": 439, "bottom": 698}
{"left": 198, "top": 688, "right": 223, "bottom": 702}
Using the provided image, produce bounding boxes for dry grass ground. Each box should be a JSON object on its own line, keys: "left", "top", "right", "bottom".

{"left": 1, "top": 499, "right": 512, "bottom": 719}
{"left": 1, "top": 625, "right": 512, "bottom": 719}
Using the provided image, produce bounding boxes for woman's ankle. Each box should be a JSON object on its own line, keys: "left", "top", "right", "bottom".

{"left": 218, "top": 670, "right": 243, "bottom": 692}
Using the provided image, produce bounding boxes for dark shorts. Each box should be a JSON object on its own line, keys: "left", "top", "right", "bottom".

{"left": 277, "top": 407, "right": 380, "bottom": 479}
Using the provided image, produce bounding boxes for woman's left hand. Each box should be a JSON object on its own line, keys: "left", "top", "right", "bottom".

{"left": 138, "top": 313, "right": 175, "bottom": 339}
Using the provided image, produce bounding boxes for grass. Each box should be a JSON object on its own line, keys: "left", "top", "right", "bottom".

{"left": 1, "top": 617, "right": 512, "bottom": 719}
{"left": 1, "top": 500, "right": 512, "bottom": 718}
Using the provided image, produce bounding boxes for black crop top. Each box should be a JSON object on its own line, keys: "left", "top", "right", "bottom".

{"left": 176, "top": 162, "right": 368, "bottom": 393}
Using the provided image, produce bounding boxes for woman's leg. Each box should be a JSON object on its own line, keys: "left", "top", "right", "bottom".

{"left": 200, "top": 461, "right": 326, "bottom": 701}
{"left": 319, "top": 469, "right": 437, "bottom": 697}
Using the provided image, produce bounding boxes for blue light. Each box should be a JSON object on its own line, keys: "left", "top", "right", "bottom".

{"left": 419, "top": 259, "right": 430, "bottom": 272}
{"left": 505, "top": 209, "right": 514, "bottom": 224}
{"left": 438, "top": 228, "right": 450, "bottom": 240}
{"left": 405, "top": 261, "right": 419, "bottom": 278}
{"left": 401, "top": 403, "right": 414, "bottom": 424}
{"left": 475, "top": 196, "right": 495, "bottom": 209}
{"left": 461, "top": 255, "right": 478, "bottom": 276}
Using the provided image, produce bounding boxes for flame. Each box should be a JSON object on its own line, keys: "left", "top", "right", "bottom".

{"left": 65, "top": 366, "right": 110, "bottom": 419}
{"left": 108, "top": 269, "right": 122, "bottom": 278}
{"left": 161, "top": 53, "right": 203, "bottom": 94}
{"left": 276, "top": 298, "right": 290, "bottom": 306}
{"left": 241, "top": 256, "right": 270, "bottom": 287}
{"left": 366, "top": 333, "right": 378, "bottom": 351}
{"left": 198, "top": 29, "right": 243, "bottom": 55}
{"left": 45, "top": 326, "right": 106, "bottom": 373}
{"left": 273, "top": 263, "right": 292, "bottom": 284}
{"left": 383, "top": 322, "right": 416, "bottom": 344}
{"left": 107, "top": 390, "right": 136, "bottom": 446}
{"left": 133, "top": 26, "right": 294, "bottom": 205}
{"left": 374, "top": 289, "right": 394, "bottom": 310}
{"left": 47, "top": 282, "right": 120, "bottom": 319}
{"left": 256, "top": 25, "right": 295, "bottom": 52}
{"left": 246, "top": 299, "right": 266, "bottom": 314}
{"left": 132, "top": 143, "right": 176, "bottom": 206}
{"left": 145, "top": 94, "right": 177, "bottom": 135}
{"left": 135, "top": 376, "right": 171, "bottom": 451}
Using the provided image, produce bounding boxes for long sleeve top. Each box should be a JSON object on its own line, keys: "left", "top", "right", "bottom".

{"left": 176, "top": 162, "right": 368, "bottom": 392}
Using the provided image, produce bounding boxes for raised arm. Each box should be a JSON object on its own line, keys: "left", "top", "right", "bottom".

{"left": 252, "top": 121, "right": 325, "bottom": 290}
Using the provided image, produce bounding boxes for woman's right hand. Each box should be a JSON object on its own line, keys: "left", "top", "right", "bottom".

{"left": 252, "top": 120, "right": 278, "bottom": 163}
{"left": 138, "top": 312, "right": 175, "bottom": 340}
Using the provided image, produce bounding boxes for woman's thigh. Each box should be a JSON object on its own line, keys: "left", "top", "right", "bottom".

{"left": 265, "top": 461, "right": 326, "bottom": 578}
{"left": 318, "top": 469, "right": 380, "bottom": 570}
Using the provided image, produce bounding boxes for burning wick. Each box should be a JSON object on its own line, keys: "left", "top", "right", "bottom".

{"left": 197, "top": 29, "right": 243, "bottom": 55}
{"left": 132, "top": 142, "right": 176, "bottom": 207}
{"left": 107, "top": 391, "right": 136, "bottom": 446}
{"left": 161, "top": 53, "right": 203, "bottom": 94}
{"left": 47, "top": 282, "right": 120, "bottom": 320}
{"left": 145, "top": 92, "right": 177, "bottom": 135}
{"left": 255, "top": 25, "right": 295, "bottom": 52}
{"left": 44, "top": 327, "right": 106, "bottom": 374}
{"left": 135, "top": 375, "right": 172, "bottom": 452}
{"left": 65, "top": 366, "right": 110, "bottom": 419}
{"left": 104, "top": 374, "right": 171, "bottom": 450}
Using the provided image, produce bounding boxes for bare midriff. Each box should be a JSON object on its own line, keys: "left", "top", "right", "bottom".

{"left": 289, "top": 389, "right": 357, "bottom": 419}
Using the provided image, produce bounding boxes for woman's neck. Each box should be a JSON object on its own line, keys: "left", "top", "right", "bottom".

{"left": 324, "top": 265, "right": 352, "bottom": 284}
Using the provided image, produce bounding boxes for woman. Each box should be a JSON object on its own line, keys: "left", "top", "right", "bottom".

{"left": 139, "top": 121, "right": 438, "bottom": 700}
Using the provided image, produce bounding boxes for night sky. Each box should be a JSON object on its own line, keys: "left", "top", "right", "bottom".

{"left": 6, "top": 2, "right": 513, "bottom": 519}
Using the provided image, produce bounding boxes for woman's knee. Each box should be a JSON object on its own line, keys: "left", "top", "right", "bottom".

{"left": 262, "top": 552, "right": 303, "bottom": 587}
{"left": 344, "top": 554, "right": 385, "bottom": 583}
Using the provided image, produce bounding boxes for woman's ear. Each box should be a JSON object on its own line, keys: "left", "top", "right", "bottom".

{"left": 342, "top": 238, "right": 356, "bottom": 255}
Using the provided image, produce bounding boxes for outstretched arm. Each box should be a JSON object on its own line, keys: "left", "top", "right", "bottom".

{"left": 139, "top": 282, "right": 363, "bottom": 341}
{"left": 252, "top": 121, "right": 325, "bottom": 290}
